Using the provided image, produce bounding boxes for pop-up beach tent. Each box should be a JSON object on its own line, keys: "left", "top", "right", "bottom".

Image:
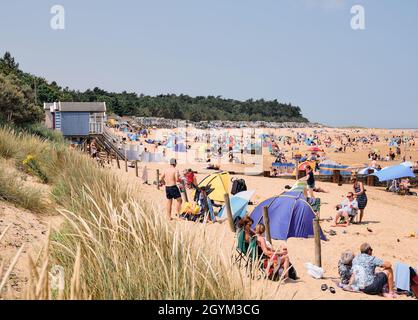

{"left": 250, "top": 191, "right": 326, "bottom": 241}
{"left": 304, "top": 138, "right": 314, "bottom": 146}
{"left": 389, "top": 139, "right": 399, "bottom": 147}
{"left": 371, "top": 165, "right": 415, "bottom": 182}
{"left": 196, "top": 172, "right": 230, "bottom": 203}
{"left": 174, "top": 143, "right": 187, "bottom": 152}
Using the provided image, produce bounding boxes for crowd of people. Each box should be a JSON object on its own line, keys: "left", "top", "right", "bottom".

{"left": 101, "top": 122, "right": 417, "bottom": 299}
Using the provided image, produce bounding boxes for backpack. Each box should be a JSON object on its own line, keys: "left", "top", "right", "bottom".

{"left": 231, "top": 179, "right": 247, "bottom": 195}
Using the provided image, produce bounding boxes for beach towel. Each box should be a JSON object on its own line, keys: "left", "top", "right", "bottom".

{"left": 394, "top": 262, "right": 410, "bottom": 291}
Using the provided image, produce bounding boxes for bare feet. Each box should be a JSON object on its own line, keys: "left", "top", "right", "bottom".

{"left": 383, "top": 292, "right": 398, "bottom": 299}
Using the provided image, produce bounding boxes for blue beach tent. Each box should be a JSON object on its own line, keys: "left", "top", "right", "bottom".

{"left": 250, "top": 192, "right": 326, "bottom": 241}
{"left": 174, "top": 143, "right": 187, "bottom": 152}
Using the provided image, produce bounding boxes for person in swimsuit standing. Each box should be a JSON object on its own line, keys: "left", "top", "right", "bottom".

{"left": 351, "top": 173, "right": 368, "bottom": 223}
{"left": 160, "top": 158, "right": 183, "bottom": 220}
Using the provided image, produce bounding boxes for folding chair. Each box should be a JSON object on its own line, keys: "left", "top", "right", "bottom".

{"left": 234, "top": 230, "right": 269, "bottom": 279}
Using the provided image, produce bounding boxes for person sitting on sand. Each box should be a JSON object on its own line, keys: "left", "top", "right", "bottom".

{"left": 331, "top": 192, "right": 359, "bottom": 227}
{"left": 338, "top": 250, "right": 355, "bottom": 287}
{"left": 352, "top": 243, "right": 397, "bottom": 298}
{"left": 399, "top": 178, "right": 411, "bottom": 193}
{"left": 255, "top": 224, "right": 290, "bottom": 280}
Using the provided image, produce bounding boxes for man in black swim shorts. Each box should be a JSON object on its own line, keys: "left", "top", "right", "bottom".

{"left": 160, "top": 158, "right": 183, "bottom": 220}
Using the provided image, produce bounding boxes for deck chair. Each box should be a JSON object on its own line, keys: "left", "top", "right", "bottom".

{"left": 234, "top": 230, "right": 272, "bottom": 279}
{"left": 202, "top": 198, "right": 217, "bottom": 223}
{"left": 234, "top": 229, "right": 257, "bottom": 269}
{"left": 309, "top": 198, "right": 321, "bottom": 213}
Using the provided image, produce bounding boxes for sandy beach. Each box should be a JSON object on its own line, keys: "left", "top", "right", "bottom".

{"left": 104, "top": 125, "right": 418, "bottom": 300}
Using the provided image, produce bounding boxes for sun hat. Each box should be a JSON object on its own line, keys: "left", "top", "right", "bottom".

{"left": 341, "top": 250, "right": 355, "bottom": 265}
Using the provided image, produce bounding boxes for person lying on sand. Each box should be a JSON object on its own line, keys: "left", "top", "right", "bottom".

{"left": 285, "top": 181, "right": 329, "bottom": 199}
{"left": 331, "top": 192, "right": 358, "bottom": 227}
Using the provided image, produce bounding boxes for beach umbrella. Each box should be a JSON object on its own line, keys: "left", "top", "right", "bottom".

{"left": 250, "top": 192, "right": 326, "bottom": 241}
{"left": 297, "top": 161, "right": 316, "bottom": 171}
{"left": 218, "top": 190, "right": 255, "bottom": 220}
{"left": 400, "top": 161, "right": 414, "bottom": 168}
{"left": 371, "top": 165, "right": 415, "bottom": 182}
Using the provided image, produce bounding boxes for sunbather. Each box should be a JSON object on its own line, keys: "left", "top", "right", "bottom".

{"left": 331, "top": 192, "right": 358, "bottom": 227}
{"left": 255, "top": 224, "right": 290, "bottom": 280}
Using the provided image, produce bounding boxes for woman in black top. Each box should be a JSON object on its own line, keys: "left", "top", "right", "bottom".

{"left": 305, "top": 165, "right": 315, "bottom": 199}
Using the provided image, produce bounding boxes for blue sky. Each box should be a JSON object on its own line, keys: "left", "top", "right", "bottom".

{"left": 1, "top": 0, "right": 417, "bottom": 128}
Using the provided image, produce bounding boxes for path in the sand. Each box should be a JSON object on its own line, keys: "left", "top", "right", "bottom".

{"left": 0, "top": 200, "right": 62, "bottom": 298}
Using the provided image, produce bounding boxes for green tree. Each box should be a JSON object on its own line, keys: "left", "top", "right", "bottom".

{"left": 0, "top": 74, "right": 43, "bottom": 124}
{"left": 0, "top": 52, "right": 20, "bottom": 75}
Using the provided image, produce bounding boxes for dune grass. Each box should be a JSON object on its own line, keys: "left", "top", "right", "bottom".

{"left": 0, "top": 160, "right": 49, "bottom": 213}
{"left": 0, "top": 126, "right": 252, "bottom": 300}
{"left": 23, "top": 123, "right": 64, "bottom": 144}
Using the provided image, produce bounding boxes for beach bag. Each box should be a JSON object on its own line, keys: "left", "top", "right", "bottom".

{"left": 304, "top": 262, "right": 323, "bottom": 279}
{"left": 231, "top": 179, "right": 247, "bottom": 195}
{"left": 288, "top": 264, "right": 297, "bottom": 280}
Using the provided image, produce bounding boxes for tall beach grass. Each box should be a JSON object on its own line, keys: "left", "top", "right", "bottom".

{"left": 0, "top": 126, "right": 255, "bottom": 300}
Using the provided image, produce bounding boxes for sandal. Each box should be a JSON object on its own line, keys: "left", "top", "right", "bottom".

{"left": 321, "top": 284, "right": 328, "bottom": 291}
{"left": 329, "top": 230, "right": 337, "bottom": 236}
{"left": 329, "top": 287, "right": 336, "bottom": 294}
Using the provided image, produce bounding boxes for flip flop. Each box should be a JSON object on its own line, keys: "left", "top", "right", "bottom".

{"left": 321, "top": 284, "right": 328, "bottom": 291}
{"left": 329, "top": 287, "right": 336, "bottom": 294}
{"left": 329, "top": 230, "right": 337, "bottom": 236}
